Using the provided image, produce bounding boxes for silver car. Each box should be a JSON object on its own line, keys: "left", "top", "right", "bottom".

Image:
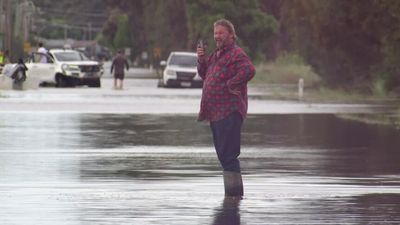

{"left": 160, "top": 52, "right": 203, "bottom": 88}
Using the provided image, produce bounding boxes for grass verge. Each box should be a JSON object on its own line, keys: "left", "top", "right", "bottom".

{"left": 251, "top": 53, "right": 398, "bottom": 103}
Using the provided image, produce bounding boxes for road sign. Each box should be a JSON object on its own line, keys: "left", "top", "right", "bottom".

{"left": 125, "top": 48, "right": 131, "bottom": 56}
{"left": 24, "top": 42, "right": 32, "bottom": 53}
{"left": 153, "top": 47, "right": 161, "bottom": 58}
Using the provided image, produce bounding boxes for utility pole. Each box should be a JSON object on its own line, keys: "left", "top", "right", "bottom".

{"left": 4, "top": 0, "right": 12, "bottom": 53}
{"left": 0, "top": 0, "right": 3, "bottom": 50}
{"left": 64, "top": 24, "right": 68, "bottom": 41}
{"left": 88, "top": 22, "right": 92, "bottom": 41}
{"left": 21, "top": 0, "right": 35, "bottom": 42}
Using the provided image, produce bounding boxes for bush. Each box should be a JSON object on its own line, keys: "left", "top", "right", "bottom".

{"left": 372, "top": 77, "right": 387, "bottom": 97}
{"left": 253, "top": 52, "right": 321, "bottom": 86}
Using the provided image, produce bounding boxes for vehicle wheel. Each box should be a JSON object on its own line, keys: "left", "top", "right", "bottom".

{"left": 157, "top": 79, "right": 165, "bottom": 87}
{"left": 88, "top": 78, "right": 101, "bottom": 88}
{"left": 55, "top": 74, "right": 67, "bottom": 87}
{"left": 163, "top": 80, "right": 171, "bottom": 88}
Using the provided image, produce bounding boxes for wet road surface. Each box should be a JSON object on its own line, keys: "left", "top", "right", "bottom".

{"left": 0, "top": 79, "right": 395, "bottom": 114}
{"left": 1, "top": 78, "right": 400, "bottom": 224}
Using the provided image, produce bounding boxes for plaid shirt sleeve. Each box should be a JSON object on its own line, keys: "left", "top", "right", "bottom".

{"left": 227, "top": 50, "right": 256, "bottom": 95}
{"left": 197, "top": 58, "right": 208, "bottom": 80}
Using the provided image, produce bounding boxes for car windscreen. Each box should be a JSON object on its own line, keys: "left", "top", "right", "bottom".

{"left": 169, "top": 54, "right": 197, "bottom": 67}
{"left": 53, "top": 52, "right": 86, "bottom": 62}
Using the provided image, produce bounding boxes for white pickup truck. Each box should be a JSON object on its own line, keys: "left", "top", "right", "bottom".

{"left": 3, "top": 49, "right": 104, "bottom": 88}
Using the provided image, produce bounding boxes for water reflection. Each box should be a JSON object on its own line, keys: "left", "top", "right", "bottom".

{"left": 211, "top": 198, "right": 241, "bottom": 225}
{"left": 74, "top": 113, "right": 400, "bottom": 177}
{"left": 351, "top": 194, "right": 400, "bottom": 224}
{"left": 77, "top": 147, "right": 221, "bottom": 181}
{"left": 77, "top": 114, "right": 211, "bottom": 148}
{"left": 0, "top": 113, "right": 81, "bottom": 150}
{"left": 3, "top": 113, "right": 400, "bottom": 151}
{"left": 1, "top": 113, "right": 400, "bottom": 224}
{"left": 2, "top": 113, "right": 400, "bottom": 179}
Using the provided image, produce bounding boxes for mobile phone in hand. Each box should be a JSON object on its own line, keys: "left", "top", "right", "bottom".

{"left": 197, "top": 40, "right": 204, "bottom": 49}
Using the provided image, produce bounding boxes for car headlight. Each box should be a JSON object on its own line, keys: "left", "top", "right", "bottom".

{"left": 62, "top": 64, "right": 79, "bottom": 71}
{"left": 62, "top": 64, "right": 80, "bottom": 75}
{"left": 166, "top": 69, "right": 176, "bottom": 75}
{"left": 61, "top": 64, "right": 70, "bottom": 71}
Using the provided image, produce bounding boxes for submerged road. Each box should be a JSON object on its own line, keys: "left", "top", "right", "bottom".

{"left": 0, "top": 78, "right": 395, "bottom": 114}
{"left": 1, "top": 78, "right": 400, "bottom": 224}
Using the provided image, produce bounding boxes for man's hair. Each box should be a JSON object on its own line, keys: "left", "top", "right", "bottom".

{"left": 214, "top": 19, "right": 237, "bottom": 40}
{"left": 38, "top": 42, "right": 43, "bottom": 47}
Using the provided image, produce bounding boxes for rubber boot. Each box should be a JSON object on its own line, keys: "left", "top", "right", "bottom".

{"left": 223, "top": 171, "right": 244, "bottom": 197}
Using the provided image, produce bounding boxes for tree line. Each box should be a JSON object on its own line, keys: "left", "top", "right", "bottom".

{"left": 16, "top": 0, "right": 399, "bottom": 93}
{"left": 100, "top": 0, "right": 400, "bottom": 93}
{"left": 101, "top": 0, "right": 277, "bottom": 66}
{"left": 278, "top": 0, "right": 400, "bottom": 93}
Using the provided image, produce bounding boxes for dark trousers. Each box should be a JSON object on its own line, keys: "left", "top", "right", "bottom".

{"left": 210, "top": 112, "right": 243, "bottom": 172}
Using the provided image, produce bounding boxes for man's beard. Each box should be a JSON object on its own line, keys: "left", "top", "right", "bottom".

{"left": 216, "top": 38, "right": 228, "bottom": 49}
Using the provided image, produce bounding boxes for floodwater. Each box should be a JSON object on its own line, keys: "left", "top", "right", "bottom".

{"left": 1, "top": 112, "right": 400, "bottom": 224}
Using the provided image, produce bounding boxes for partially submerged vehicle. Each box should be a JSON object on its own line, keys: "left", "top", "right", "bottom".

{"left": 2, "top": 49, "right": 104, "bottom": 88}
{"left": 160, "top": 52, "right": 203, "bottom": 88}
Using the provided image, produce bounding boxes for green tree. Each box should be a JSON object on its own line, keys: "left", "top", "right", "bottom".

{"left": 371, "top": 0, "right": 400, "bottom": 92}
{"left": 186, "top": 0, "right": 278, "bottom": 60}
{"left": 142, "top": 0, "right": 189, "bottom": 59}
{"left": 32, "top": 0, "right": 107, "bottom": 40}
{"left": 113, "top": 14, "right": 132, "bottom": 51}
{"left": 280, "top": 0, "right": 385, "bottom": 89}
{"left": 102, "top": 0, "right": 278, "bottom": 61}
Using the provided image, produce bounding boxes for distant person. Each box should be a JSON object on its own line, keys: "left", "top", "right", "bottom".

{"left": 0, "top": 50, "right": 9, "bottom": 65}
{"left": 110, "top": 50, "right": 129, "bottom": 90}
{"left": 11, "top": 58, "right": 28, "bottom": 90}
{"left": 197, "top": 19, "right": 255, "bottom": 198}
{"left": 4, "top": 50, "right": 10, "bottom": 64}
{"left": 37, "top": 42, "right": 48, "bottom": 63}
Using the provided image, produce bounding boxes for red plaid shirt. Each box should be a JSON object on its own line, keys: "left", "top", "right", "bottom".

{"left": 198, "top": 43, "right": 255, "bottom": 122}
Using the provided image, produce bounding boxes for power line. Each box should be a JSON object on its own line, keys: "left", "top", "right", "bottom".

{"left": 38, "top": 6, "right": 109, "bottom": 19}
{"left": 37, "top": 17, "right": 106, "bottom": 27}
{"left": 36, "top": 6, "right": 109, "bottom": 30}
{"left": 35, "top": 20, "right": 103, "bottom": 32}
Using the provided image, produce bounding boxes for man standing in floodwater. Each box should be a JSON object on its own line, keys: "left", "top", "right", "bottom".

{"left": 111, "top": 50, "right": 129, "bottom": 90}
{"left": 197, "top": 19, "right": 255, "bottom": 197}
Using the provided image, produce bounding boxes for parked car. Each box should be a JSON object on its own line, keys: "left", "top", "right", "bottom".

{"left": 21, "top": 49, "right": 103, "bottom": 87}
{"left": 160, "top": 52, "right": 203, "bottom": 88}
